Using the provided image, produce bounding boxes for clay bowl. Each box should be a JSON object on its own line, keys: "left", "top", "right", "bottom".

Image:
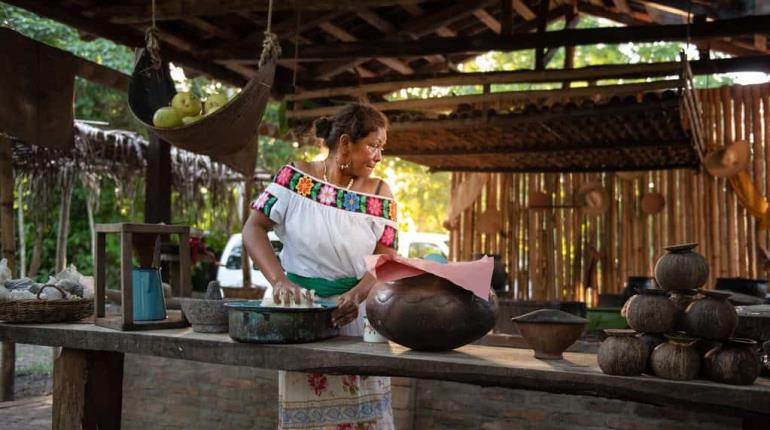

{"left": 512, "top": 309, "right": 588, "bottom": 360}
{"left": 179, "top": 298, "right": 230, "bottom": 333}
{"left": 366, "top": 273, "right": 498, "bottom": 352}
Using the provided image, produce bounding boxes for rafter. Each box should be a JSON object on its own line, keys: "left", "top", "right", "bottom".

{"left": 472, "top": 9, "right": 502, "bottom": 33}
{"left": 86, "top": 1, "right": 434, "bottom": 19}
{"left": 317, "top": 21, "right": 414, "bottom": 75}
{"left": 512, "top": 0, "right": 536, "bottom": 20}
{"left": 287, "top": 55, "right": 770, "bottom": 101}
{"left": 276, "top": 14, "right": 770, "bottom": 61}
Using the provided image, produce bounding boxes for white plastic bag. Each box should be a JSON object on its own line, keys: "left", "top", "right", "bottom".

{"left": 0, "top": 258, "right": 11, "bottom": 284}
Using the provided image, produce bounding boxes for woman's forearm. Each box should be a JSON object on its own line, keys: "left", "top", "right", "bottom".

{"left": 242, "top": 212, "right": 286, "bottom": 286}
{"left": 349, "top": 272, "right": 378, "bottom": 304}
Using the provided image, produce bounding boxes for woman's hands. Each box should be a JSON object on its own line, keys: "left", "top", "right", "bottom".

{"left": 332, "top": 290, "right": 363, "bottom": 327}
{"left": 272, "top": 278, "right": 305, "bottom": 305}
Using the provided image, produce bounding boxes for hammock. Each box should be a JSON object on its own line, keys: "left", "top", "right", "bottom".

{"left": 127, "top": 1, "right": 279, "bottom": 177}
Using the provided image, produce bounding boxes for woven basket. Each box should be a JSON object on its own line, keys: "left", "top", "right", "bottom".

{"left": 0, "top": 284, "right": 94, "bottom": 323}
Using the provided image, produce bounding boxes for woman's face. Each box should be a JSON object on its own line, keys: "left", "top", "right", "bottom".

{"left": 339, "top": 127, "right": 387, "bottom": 178}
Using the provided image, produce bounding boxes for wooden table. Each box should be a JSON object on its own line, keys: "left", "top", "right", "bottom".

{"left": 0, "top": 322, "right": 768, "bottom": 429}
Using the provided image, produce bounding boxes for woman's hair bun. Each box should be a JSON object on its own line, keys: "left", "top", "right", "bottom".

{"left": 314, "top": 117, "right": 332, "bottom": 140}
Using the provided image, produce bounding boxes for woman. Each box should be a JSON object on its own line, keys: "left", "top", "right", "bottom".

{"left": 243, "top": 103, "right": 397, "bottom": 429}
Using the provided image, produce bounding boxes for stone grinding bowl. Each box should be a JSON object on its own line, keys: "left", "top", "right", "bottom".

{"left": 179, "top": 298, "right": 230, "bottom": 333}
{"left": 512, "top": 309, "right": 588, "bottom": 360}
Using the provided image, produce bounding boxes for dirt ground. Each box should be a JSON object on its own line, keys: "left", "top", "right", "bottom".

{"left": 0, "top": 344, "right": 53, "bottom": 429}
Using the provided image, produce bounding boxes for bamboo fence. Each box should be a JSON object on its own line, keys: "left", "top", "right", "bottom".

{"left": 450, "top": 83, "right": 770, "bottom": 305}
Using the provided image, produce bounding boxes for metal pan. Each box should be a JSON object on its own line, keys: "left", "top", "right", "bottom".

{"left": 225, "top": 300, "right": 338, "bottom": 344}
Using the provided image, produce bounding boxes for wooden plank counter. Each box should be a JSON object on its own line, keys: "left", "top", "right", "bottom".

{"left": 0, "top": 322, "right": 768, "bottom": 429}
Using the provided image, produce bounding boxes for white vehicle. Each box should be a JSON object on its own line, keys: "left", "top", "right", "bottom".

{"left": 397, "top": 232, "right": 449, "bottom": 260}
{"left": 216, "top": 232, "right": 282, "bottom": 288}
{"left": 217, "top": 231, "right": 449, "bottom": 288}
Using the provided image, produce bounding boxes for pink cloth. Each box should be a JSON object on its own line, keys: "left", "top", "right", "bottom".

{"left": 364, "top": 254, "right": 493, "bottom": 300}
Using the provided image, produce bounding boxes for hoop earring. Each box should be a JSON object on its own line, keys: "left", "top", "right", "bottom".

{"left": 336, "top": 157, "right": 351, "bottom": 170}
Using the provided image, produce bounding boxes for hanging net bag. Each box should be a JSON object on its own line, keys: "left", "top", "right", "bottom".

{"left": 128, "top": 0, "right": 280, "bottom": 176}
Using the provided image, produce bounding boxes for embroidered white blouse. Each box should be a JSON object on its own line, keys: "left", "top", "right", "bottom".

{"left": 251, "top": 164, "right": 398, "bottom": 281}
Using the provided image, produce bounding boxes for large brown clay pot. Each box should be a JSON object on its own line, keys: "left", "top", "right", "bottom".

{"left": 597, "top": 329, "right": 647, "bottom": 376}
{"left": 682, "top": 289, "right": 738, "bottom": 340}
{"left": 703, "top": 338, "right": 761, "bottom": 385}
{"left": 651, "top": 333, "right": 700, "bottom": 381}
{"left": 625, "top": 289, "right": 678, "bottom": 334}
{"left": 638, "top": 333, "right": 664, "bottom": 374}
{"left": 365, "top": 273, "right": 498, "bottom": 351}
{"left": 654, "top": 243, "right": 709, "bottom": 291}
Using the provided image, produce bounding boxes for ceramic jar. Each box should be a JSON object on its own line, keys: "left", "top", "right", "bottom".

{"left": 670, "top": 289, "right": 698, "bottom": 331}
{"left": 654, "top": 243, "right": 709, "bottom": 291}
{"left": 365, "top": 273, "right": 498, "bottom": 351}
{"left": 650, "top": 333, "right": 700, "bottom": 381}
{"left": 624, "top": 289, "right": 678, "bottom": 333}
{"left": 703, "top": 338, "right": 761, "bottom": 385}
{"left": 682, "top": 289, "right": 738, "bottom": 340}
{"left": 638, "top": 333, "right": 664, "bottom": 374}
{"left": 597, "top": 329, "right": 647, "bottom": 376}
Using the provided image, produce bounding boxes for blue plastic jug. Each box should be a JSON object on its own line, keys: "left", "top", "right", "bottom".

{"left": 132, "top": 267, "right": 167, "bottom": 321}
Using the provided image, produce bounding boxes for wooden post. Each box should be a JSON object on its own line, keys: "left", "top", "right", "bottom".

{"left": 0, "top": 135, "right": 15, "bottom": 401}
{"left": 534, "top": 0, "right": 549, "bottom": 71}
{"left": 144, "top": 133, "right": 172, "bottom": 224}
{"left": 53, "top": 348, "right": 124, "bottom": 430}
{"left": 242, "top": 180, "right": 253, "bottom": 288}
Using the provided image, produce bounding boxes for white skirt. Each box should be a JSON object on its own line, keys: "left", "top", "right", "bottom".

{"left": 277, "top": 302, "right": 394, "bottom": 430}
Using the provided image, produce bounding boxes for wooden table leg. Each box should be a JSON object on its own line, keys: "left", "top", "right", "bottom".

{"left": 0, "top": 341, "right": 14, "bottom": 401}
{"left": 53, "top": 348, "right": 124, "bottom": 430}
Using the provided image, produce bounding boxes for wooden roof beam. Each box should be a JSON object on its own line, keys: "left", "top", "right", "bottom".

{"left": 285, "top": 14, "right": 770, "bottom": 60}
{"left": 317, "top": 21, "right": 414, "bottom": 75}
{"left": 472, "top": 9, "right": 502, "bottom": 33}
{"left": 86, "top": 1, "right": 437, "bottom": 19}
{"left": 512, "top": 0, "right": 536, "bottom": 20}
{"left": 183, "top": 17, "right": 238, "bottom": 41}
{"left": 286, "top": 80, "right": 680, "bottom": 118}
{"left": 287, "top": 55, "right": 770, "bottom": 101}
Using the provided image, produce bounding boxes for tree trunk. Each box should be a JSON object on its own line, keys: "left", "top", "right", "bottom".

{"left": 16, "top": 181, "right": 25, "bottom": 278}
{"left": 55, "top": 172, "right": 74, "bottom": 273}
{"left": 0, "top": 135, "right": 16, "bottom": 402}
{"left": 27, "top": 221, "right": 43, "bottom": 279}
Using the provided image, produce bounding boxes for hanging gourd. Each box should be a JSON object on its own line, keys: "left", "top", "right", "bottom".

{"left": 127, "top": 0, "right": 279, "bottom": 176}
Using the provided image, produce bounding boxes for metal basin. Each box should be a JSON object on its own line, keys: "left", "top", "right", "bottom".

{"left": 225, "top": 300, "right": 338, "bottom": 344}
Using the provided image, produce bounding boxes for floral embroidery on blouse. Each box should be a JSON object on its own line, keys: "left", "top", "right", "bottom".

{"left": 295, "top": 176, "right": 314, "bottom": 197}
{"left": 271, "top": 165, "right": 397, "bottom": 221}
{"left": 379, "top": 225, "right": 398, "bottom": 249}
{"left": 318, "top": 184, "right": 336, "bottom": 206}
{"left": 251, "top": 191, "right": 278, "bottom": 217}
{"left": 307, "top": 373, "right": 328, "bottom": 396}
{"left": 366, "top": 197, "right": 382, "bottom": 217}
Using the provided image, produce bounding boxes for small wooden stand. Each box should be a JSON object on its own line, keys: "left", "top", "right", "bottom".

{"left": 94, "top": 223, "right": 191, "bottom": 331}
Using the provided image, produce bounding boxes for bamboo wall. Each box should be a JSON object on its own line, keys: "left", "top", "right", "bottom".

{"left": 450, "top": 83, "right": 770, "bottom": 305}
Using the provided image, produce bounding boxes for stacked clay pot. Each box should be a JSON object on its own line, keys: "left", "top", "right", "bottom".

{"left": 597, "top": 329, "right": 647, "bottom": 376}
{"left": 598, "top": 243, "right": 755, "bottom": 385}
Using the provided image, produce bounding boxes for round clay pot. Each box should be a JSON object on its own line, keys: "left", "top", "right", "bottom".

{"left": 654, "top": 243, "right": 709, "bottom": 291}
{"left": 670, "top": 289, "right": 698, "bottom": 331}
{"left": 597, "top": 329, "right": 647, "bottom": 376}
{"left": 682, "top": 289, "right": 738, "bottom": 340}
{"left": 511, "top": 309, "right": 587, "bottom": 360}
{"left": 650, "top": 333, "right": 700, "bottom": 381}
{"left": 703, "top": 338, "right": 761, "bottom": 385}
{"left": 625, "top": 289, "right": 678, "bottom": 334}
{"left": 366, "top": 273, "right": 498, "bottom": 351}
{"left": 637, "top": 333, "right": 664, "bottom": 374}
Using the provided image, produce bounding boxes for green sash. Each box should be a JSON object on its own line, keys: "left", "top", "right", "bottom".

{"left": 286, "top": 272, "right": 359, "bottom": 298}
